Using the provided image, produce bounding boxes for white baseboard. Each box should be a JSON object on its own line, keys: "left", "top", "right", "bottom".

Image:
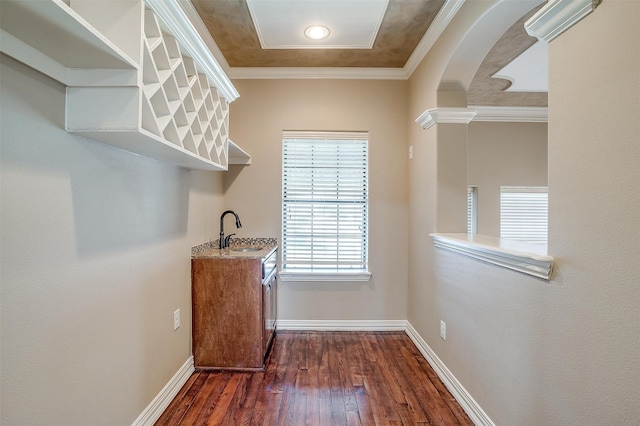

{"left": 277, "top": 319, "right": 407, "bottom": 331}
{"left": 133, "top": 324, "right": 492, "bottom": 426}
{"left": 131, "top": 356, "right": 195, "bottom": 426}
{"left": 405, "top": 322, "right": 495, "bottom": 426}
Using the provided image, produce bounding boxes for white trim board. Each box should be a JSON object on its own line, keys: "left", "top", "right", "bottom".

{"left": 277, "top": 319, "right": 406, "bottom": 331}
{"left": 132, "top": 322, "right": 494, "bottom": 426}
{"left": 405, "top": 322, "right": 495, "bottom": 426}
{"left": 131, "top": 356, "right": 195, "bottom": 426}
{"left": 403, "top": 0, "right": 466, "bottom": 77}
{"left": 146, "top": 0, "right": 239, "bottom": 102}
{"left": 430, "top": 233, "right": 554, "bottom": 280}
{"left": 279, "top": 319, "right": 494, "bottom": 424}
{"left": 228, "top": 66, "right": 408, "bottom": 80}
{"left": 415, "top": 106, "right": 548, "bottom": 128}
{"left": 525, "top": 0, "right": 601, "bottom": 42}
{"left": 470, "top": 105, "right": 548, "bottom": 123}
{"left": 415, "top": 107, "right": 478, "bottom": 130}
{"left": 220, "top": 0, "right": 466, "bottom": 80}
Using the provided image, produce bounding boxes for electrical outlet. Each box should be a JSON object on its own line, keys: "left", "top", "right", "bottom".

{"left": 440, "top": 320, "right": 446, "bottom": 340}
{"left": 173, "top": 309, "right": 181, "bottom": 331}
{"left": 409, "top": 145, "right": 414, "bottom": 159}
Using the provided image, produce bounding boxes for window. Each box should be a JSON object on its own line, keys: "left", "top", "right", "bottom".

{"left": 467, "top": 186, "right": 477, "bottom": 234}
{"left": 500, "top": 186, "right": 548, "bottom": 244}
{"left": 281, "top": 131, "right": 369, "bottom": 280}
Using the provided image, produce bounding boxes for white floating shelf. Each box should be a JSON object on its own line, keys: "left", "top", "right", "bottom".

{"left": 1, "top": 0, "right": 138, "bottom": 69}
{"left": 75, "top": 129, "right": 227, "bottom": 171}
{"left": 0, "top": 0, "right": 138, "bottom": 90}
{"left": 228, "top": 140, "right": 252, "bottom": 165}
{"left": 1, "top": 0, "right": 250, "bottom": 171}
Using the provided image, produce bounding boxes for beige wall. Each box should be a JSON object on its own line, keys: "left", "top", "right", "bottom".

{"left": 0, "top": 55, "right": 225, "bottom": 425}
{"left": 546, "top": 0, "right": 639, "bottom": 422}
{"left": 468, "top": 121, "right": 548, "bottom": 236}
{"left": 226, "top": 79, "right": 409, "bottom": 321}
{"left": 405, "top": 0, "right": 493, "bottom": 399}
{"left": 3, "top": 0, "right": 638, "bottom": 424}
{"left": 408, "top": 0, "right": 639, "bottom": 424}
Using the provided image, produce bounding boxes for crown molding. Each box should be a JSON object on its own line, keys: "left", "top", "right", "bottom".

{"left": 227, "top": 66, "right": 408, "bottom": 80}
{"left": 470, "top": 106, "right": 548, "bottom": 122}
{"left": 151, "top": 0, "right": 239, "bottom": 102}
{"left": 404, "top": 0, "right": 466, "bottom": 77}
{"left": 176, "top": 0, "right": 231, "bottom": 70}
{"left": 415, "top": 107, "right": 478, "bottom": 130}
{"left": 525, "top": 0, "right": 602, "bottom": 42}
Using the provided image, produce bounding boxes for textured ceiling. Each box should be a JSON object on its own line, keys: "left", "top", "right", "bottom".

{"left": 191, "top": 0, "right": 445, "bottom": 68}
{"left": 467, "top": 5, "right": 547, "bottom": 107}
{"left": 188, "top": 0, "right": 547, "bottom": 107}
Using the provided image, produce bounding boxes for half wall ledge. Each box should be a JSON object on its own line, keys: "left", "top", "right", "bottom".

{"left": 430, "top": 233, "right": 554, "bottom": 280}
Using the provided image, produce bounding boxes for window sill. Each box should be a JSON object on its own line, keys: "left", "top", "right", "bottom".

{"left": 430, "top": 233, "right": 554, "bottom": 280}
{"left": 278, "top": 271, "right": 372, "bottom": 282}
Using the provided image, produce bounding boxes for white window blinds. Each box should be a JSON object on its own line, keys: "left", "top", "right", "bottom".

{"left": 467, "top": 186, "right": 477, "bottom": 234}
{"left": 500, "top": 186, "right": 548, "bottom": 244}
{"left": 282, "top": 132, "right": 368, "bottom": 273}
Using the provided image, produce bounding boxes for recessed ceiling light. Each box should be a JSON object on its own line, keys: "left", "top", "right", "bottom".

{"left": 304, "top": 25, "right": 330, "bottom": 40}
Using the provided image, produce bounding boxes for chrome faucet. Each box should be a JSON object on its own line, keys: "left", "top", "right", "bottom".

{"left": 219, "top": 210, "right": 242, "bottom": 249}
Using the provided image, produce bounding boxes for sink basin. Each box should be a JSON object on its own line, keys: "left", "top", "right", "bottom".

{"left": 232, "top": 247, "right": 263, "bottom": 252}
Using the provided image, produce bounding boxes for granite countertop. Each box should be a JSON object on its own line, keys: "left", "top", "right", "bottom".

{"left": 192, "top": 237, "right": 278, "bottom": 259}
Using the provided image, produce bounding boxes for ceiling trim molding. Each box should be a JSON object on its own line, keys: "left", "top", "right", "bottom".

{"left": 227, "top": 66, "right": 408, "bottom": 80}
{"left": 525, "top": 0, "right": 601, "bottom": 42}
{"left": 415, "top": 107, "right": 477, "bottom": 130}
{"left": 215, "top": 0, "right": 466, "bottom": 80}
{"left": 404, "top": 0, "right": 466, "bottom": 77}
{"left": 246, "top": 0, "right": 389, "bottom": 50}
{"left": 470, "top": 106, "right": 548, "bottom": 122}
{"left": 149, "top": 0, "right": 239, "bottom": 102}
{"left": 177, "top": 0, "right": 231, "bottom": 71}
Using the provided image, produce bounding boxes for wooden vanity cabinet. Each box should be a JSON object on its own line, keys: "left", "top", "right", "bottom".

{"left": 191, "top": 255, "right": 276, "bottom": 370}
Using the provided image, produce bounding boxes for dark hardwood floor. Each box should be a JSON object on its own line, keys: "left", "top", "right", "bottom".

{"left": 156, "top": 331, "right": 473, "bottom": 425}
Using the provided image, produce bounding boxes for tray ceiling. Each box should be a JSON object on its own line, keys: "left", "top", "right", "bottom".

{"left": 186, "top": 0, "right": 547, "bottom": 107}
{"left": 190, "top": 0, "right": 445, "bottom": 68}
{"left": 246, "top": 0, "right": 389, "bottom": 50}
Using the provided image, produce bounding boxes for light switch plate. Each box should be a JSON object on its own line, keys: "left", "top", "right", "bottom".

{"left": 173, "top": 309, "right": 181, "bottom": 331}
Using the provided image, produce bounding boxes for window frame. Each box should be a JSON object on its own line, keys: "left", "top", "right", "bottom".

{"left": 279, "top": 131, "right": 371, "bottom": 282}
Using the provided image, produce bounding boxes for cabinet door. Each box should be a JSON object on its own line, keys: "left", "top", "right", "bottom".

{"left": 192, "top": 258, "right": 263, "bottom": 369}
{"left": 270, "top": 274, "right": 277, "bottom": 331}
{"left": 262, "top": 279, "right": 270, "bottom": 355}
{"left": 262, "top": 274, "right": 277, "bottom": 356}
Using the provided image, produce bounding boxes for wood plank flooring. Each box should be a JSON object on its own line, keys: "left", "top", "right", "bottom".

{"left": 156, "top": 331, "right": 472, "bottom": 426}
